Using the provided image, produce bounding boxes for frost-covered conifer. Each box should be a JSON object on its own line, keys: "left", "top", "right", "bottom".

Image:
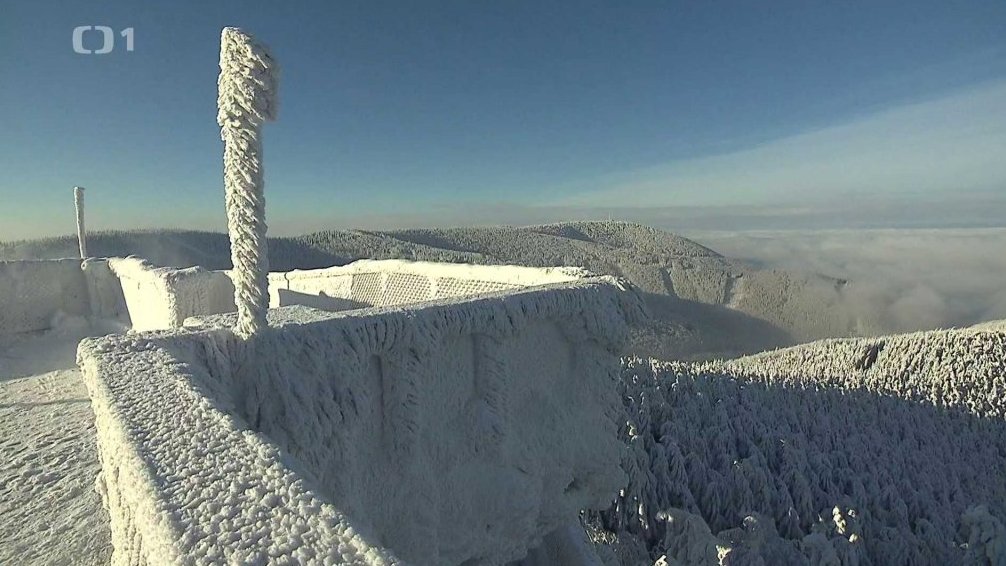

{"left": 217, "top": 27, "right": 278, "bottom": 338}
{"left": 595, "top": 324, "right": 1006, "bottom": 564}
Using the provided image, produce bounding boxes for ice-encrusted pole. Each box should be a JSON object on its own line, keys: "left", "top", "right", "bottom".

{"left": 73, "top": 186, "right": 87, "bottom": 258}
{"left": 217, "top": 27, "right": 278, "bottom": 339}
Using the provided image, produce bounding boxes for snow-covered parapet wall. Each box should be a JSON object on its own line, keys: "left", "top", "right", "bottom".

{"left": 268, "top": 259, "right": 593, "bottom": 310}
{"left": 107, "top": 257, "right": 235, "bottom": 331}
{"left": 0, "top": 257, "right": 232, "bottom": 335}
{"left": 0, "top": 259, "right": 90, "bottom": 335}
{"left": 79, "top": 278, "right": 644, "bottom": 565}
{"left": 6, "top": 257, "right": 593, "bottom": 334}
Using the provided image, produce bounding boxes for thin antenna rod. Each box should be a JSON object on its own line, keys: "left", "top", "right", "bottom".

{"left": 74, "top": 186, "right": 87, "bottom": 258}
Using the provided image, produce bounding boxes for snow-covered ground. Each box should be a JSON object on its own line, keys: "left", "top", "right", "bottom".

{"left": 0, "top": 323, "right": 112, "bottom": 565}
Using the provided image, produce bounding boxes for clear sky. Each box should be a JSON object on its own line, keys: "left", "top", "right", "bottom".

{"left": 2, "top": 0, "right": 1004, "bottom": 240}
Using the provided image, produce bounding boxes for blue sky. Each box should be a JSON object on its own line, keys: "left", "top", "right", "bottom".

{"left": 1, "top": 0, "right": 1004, "bottom": 239}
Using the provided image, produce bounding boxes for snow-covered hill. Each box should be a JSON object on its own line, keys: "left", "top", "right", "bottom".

{"left": 590, "top": 322, "right": 1006, "bottom": 565}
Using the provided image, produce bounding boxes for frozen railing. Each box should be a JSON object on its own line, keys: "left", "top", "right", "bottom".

{"left": 268, "top": 259, "right": 593, "bottom": 311}
{"left": 78, "top": 277, "right": 646, "bottom": 565}
{"left": 0, "top": 256, "right": 598, "bottom": 335}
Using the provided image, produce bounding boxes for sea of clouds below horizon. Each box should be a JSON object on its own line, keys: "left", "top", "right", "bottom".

{"left": 686, "top": 226, "right": 1006, "bottom": 333}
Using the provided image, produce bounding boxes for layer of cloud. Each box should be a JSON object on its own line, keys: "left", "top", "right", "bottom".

{"left": 266, "top": 188, "right": 1006, "bottom": 237}
{"left": 688, "top": 228, "right": 1006, "bottom": 333}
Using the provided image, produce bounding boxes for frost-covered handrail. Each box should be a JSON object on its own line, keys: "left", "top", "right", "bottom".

{"left": 273, "top": 259, "right": 593, "bottom": 286}
{"left": 217, "top": 27, "right": 278, "bottom": 339}
{"left": 74, "top": 186, "right": 87, "bottom": 258}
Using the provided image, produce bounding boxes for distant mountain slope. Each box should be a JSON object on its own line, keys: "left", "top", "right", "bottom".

{"left": 384, "top": 222, "right": 864, "bottom": 350}
{"left": 0, "top": 230, "right": 342, "bottom": 272}
{"left": 0, "top": 222, "right": 874, "bottom": 358}
{"left": 593, "top": 322, "right": 1006, "bottom": 564}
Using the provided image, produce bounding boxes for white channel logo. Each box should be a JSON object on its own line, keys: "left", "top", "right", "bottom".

{"left": 73, "top": 26, "right": 134, "bottom": 54}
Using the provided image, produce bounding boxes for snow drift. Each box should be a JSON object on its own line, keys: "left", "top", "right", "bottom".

{"left": 591, "top": 324, "right": 1006, "bottom": 565}
{"left": 78, "top": 278, "right": 645, "bottom": 565}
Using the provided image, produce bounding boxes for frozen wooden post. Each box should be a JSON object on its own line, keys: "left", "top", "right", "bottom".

{"left": 74, "top": 186, "right": 87, "bottom": 258}
{"left": 217, "top": 27, "right": 278, "bottom": 339}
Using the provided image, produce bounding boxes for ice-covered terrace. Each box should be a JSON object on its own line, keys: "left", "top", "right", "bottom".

{"left": 0, "top": 255, "right": 644, "bottom": 565}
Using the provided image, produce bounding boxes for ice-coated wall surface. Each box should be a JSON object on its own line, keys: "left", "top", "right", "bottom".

{"left": 78, "top": 278, "right": 645, "bottom": 565}
{"left": 0, "top": 257, "right": 232, "bottom": 336}
{"left": 107, "top": 257, "right": 235, "bottom": 331}
{"left": 81, "top": 258, "right": 131, "bottom": 325}
{"left": 0, "top": 259, "right": 90, "bottom": 335}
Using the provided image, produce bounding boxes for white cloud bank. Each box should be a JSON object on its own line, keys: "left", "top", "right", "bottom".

{"left": 689, "top": 228, "right": 1006, "bottom": 332}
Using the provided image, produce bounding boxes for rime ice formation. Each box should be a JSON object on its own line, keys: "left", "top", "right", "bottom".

{"left": 74, "top": 186, "right": 87, "bottom": 258}
{"left": 78, "top": 278, "right": 644, "bottom": 565}
{"left": 0, "top": 257, "right": 224, "bottom": 336}
{"left": 590, "top": 324, "right": 1006, "bottom": 565}
{"left": 217, "top": 27, "right": 278, "bottom": 338}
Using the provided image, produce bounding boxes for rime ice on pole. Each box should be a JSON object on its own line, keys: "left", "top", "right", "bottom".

{"left": 217, "top": 27, "right": 278, "bottom": 339}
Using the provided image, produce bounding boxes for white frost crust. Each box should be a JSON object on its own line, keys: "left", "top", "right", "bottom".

{"left": 79, "top": 278, "right": 644, "bottom": 565}
{"left": 107, "top": 257, "right": 235, "bottom": 331}
{"left": 601, "top": 323, "right": 1006, "bottom": 564}
{"left": 29, "top": 256, "right": 598, "bottom": 335}
{"left": 0, "top": 259, "right": 90, "bottom": 335}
